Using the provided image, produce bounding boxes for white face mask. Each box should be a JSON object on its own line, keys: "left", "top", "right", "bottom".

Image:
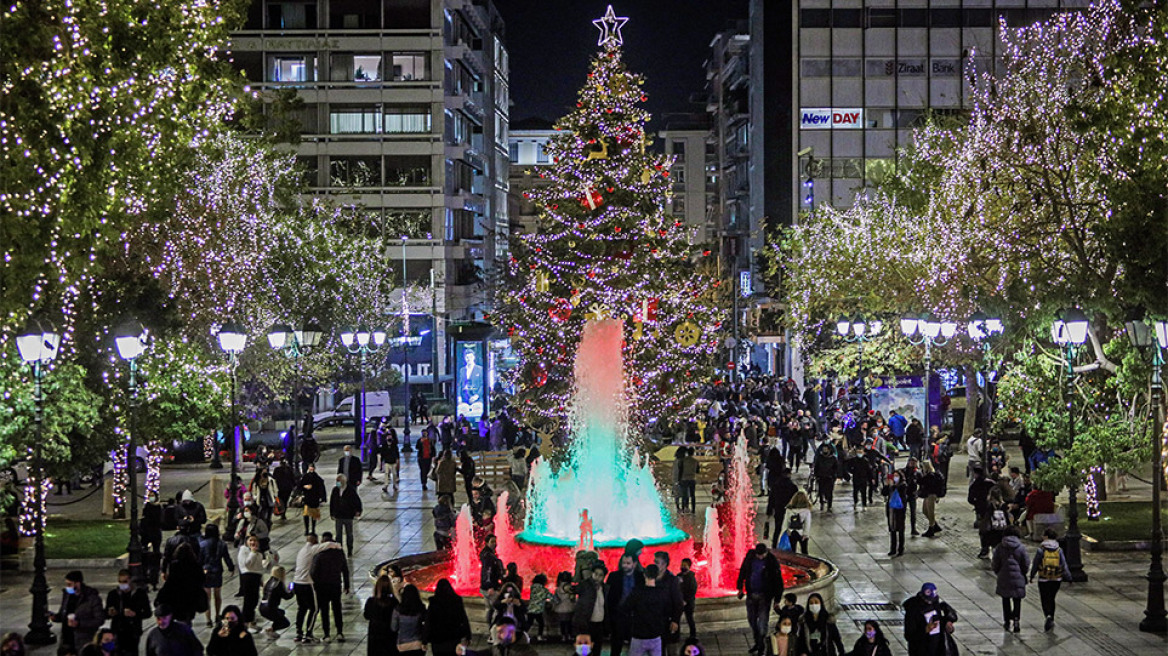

{"left": 780, "top": 625, "right": 792, "bottom": 634}
{"left": 808, "top": 603, "right": 821, "bottom": 614}
{"left": 119, "top": 583, "right": 130, "bottom": 591}
{"left": 244, "top": 512, "right": 252, "bottom": 520}
{"left": 576, "top": 646, "right": 592, "bottom": 656}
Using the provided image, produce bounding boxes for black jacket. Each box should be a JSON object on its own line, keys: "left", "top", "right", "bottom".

{"left": 571, "top": 579, "right": 606, "bottom": 634}
{"left": 310, "top": 545, "right": 350, "bottom": 590}
{"left": 428, "top": 594, "right": 472, "bottom": 646}
{"left": 144, "top": 621, "right": 203, "bottom": 656}
{"left": 206, "top": 624, "right": 257, "bottom": 656}
{"left": 901, "top": 593, "right": 958, "bottom": 656}
{"left": 363, "top": 595, "right": 399, "bottom": 649}
{"left": 604, "top": 569, "right": 646, "bottom": 635}
{"left": 272, "top": 463, "right": 296, "bottom": 494}
{"left": 106, "top": 586, "right": 151, "bottom": 638}
{"left": 736, "top": 551, "right": 783, "bottom": 600}
{"left": 919, "top": 472, "right": 945, "bottom": 498}
{"left": 479, "top": 547, "right": 504, "bottom": 590}
{"left": 261, "top": 577, "right": 293, "bottom": 612}
{"left": 621, "top": 584, "right": 670, "bottom": 640}
{"left": 338, "top": 454, "right": 364, "bottom": 485}
{"left": 299, "top": 471, "right": 326, "bottom": 508}
{"left": 657, "top": 570, "right": 684, "bottom": 626}
{"left": 329, "top": 484, "right": 363, "bottom": 519}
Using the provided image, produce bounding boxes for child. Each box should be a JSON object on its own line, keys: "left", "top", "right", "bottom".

{"left": 527, "top": 573, "right": 550, "bottom": 642}
{"left": 679, "top": 558, "right": 699, "bottom": 639}
{"left": 502, "top": 562, "right": 523, "bottom": 591}
{"left": 774, "top": 593, "right": 803, "bottom": 625}
{"left": 552, "top": 571, "right": 576, "bottom": 642}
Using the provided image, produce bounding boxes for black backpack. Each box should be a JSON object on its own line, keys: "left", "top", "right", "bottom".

{"left": 788, "top": 511, "right": 805, "bottom": 532}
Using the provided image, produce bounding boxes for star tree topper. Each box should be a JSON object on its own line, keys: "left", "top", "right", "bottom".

{"left": 592, "top": 5, "right": 629, "bottom": 47}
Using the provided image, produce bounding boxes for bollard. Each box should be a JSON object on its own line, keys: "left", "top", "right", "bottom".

{"left": 103, "top": 477, "right": 115, "bottom": 516}
{"left": 208, "top": 474, "right": 225, "bottom": 510}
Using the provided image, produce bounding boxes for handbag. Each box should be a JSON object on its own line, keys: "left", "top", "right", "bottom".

{"left": 777, "top": 530, "right": 792, "bottom": 551}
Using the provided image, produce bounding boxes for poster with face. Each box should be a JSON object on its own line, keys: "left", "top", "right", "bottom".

{"left": 456, "top": 341, "right": 484, "bottom": 418}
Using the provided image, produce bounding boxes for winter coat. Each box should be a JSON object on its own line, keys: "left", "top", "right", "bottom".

{"left": 571, "top": 579, "right": 606, "bottom": 634}
{"left": 918, "top": 472, "right": 945, "bottom": 498}
{"left": 329, "top": 484, "right": 363, "bottom": 519}
{"left": 298, "top": 471, "right": 327, "bottom": 508}
{"left": 991, "top": 534, "right": 1030, "bottom": 598}
{"left": 363, "top": 595, "right": 399, "bottom": 656}
{"left": 1029, "top": 539, "right": 1072, "bottom": 583}
{"left": 432, "top": 456, "right": 459, "bottom": 495}
{"left": 736, "top": 551, "right": 784, "bottom": 600}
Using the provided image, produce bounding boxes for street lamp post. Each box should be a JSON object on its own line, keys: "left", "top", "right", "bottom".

{"left": 267, "top": 322, "right": 323, "bottom": 474}
{"left": 1052, "top": 307, "right": 1090, "bottom": 582}
{"left": 114, "top": 321, "right": 149, "bottom": 588}
{"left": 17, "top": 319, "right": 62, "bottom": 646}
{"left": 968, "top": 311, "right": 1005, "bottom": 473}
{"left": 217, "top": 323, "right": 248, "bottom": 523}
{"left": 900, "top": 313, "right": 959, "bottom": 438}
{"left": 341, "top": 326, "right": 386, "bottom": 453}
{"left": 1127, "top": 312, "right": 1167, "bottom": 633}
{"left": 835, "top": 314, "right": 883, "bottom": 413}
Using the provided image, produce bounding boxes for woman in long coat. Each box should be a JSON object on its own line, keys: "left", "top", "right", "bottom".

{"left": 991, "top": 525, "right": 1030, "bottom": 633}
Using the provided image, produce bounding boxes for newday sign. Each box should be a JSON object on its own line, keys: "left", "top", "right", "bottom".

{"left": 801, "top": 108, "right": 864, "bottom": 129}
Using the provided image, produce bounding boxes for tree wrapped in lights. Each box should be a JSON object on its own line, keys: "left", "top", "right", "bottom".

{"left": 497, "top": 14, "right": 726, "bottom": 430}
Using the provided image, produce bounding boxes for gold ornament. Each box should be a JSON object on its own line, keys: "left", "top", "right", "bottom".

{"left": 535, "top": 270, "right": 549, "bottom": 292}
{"left": 570, "top": 292, "right": 582, "bottom": 307}
{"left": 586, "top": 139, "right": 609, "bottom": 160}
{"left": 585, "top": 304, "right": 611, "bottom": 321}
{"left": 641, "top": 168, "right": 653, "bottom": 184}
{"left": 674, "top": 321, "right": 701, "bottom": 347}
{"left": 633, "top": 322, "right": 644, "bottom": 340}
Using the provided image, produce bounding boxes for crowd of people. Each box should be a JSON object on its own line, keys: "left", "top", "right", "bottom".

{"left": 0, "top": 373, "right": 1078, "bottom": 656}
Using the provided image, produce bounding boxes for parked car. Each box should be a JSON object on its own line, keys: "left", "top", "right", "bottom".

{"left": 312, "top": 391, "right": 392, "bottom": 428}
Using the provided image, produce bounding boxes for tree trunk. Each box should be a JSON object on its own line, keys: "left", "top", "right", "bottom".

{"left": 963, "top": 364, "right": 979, "bottom": 444}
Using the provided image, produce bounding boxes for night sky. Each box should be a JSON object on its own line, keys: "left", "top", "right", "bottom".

{"left": 495, "top": 0, "right": 750, "bottom": 124}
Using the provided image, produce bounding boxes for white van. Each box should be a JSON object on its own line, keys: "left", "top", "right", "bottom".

{"left": 313, "top": 391, "right": 392, "bottom": 428}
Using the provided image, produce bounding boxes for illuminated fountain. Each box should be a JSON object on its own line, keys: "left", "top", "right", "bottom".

{"left": 375, "top": 319, "right": 837, "bottom": 629}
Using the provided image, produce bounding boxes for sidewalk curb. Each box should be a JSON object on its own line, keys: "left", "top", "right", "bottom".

{"left": 1082, "top": 534, "right": 1153, "bottom": 552}
{"left": 19, "top": 550, "right": 128, "bottom": 573}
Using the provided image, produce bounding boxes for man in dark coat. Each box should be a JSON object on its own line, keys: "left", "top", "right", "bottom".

{"left": 902, "top": 583, "right": 958, "bottom": 656}
{"left": 177, "top": 490, "right": 206, "bottom": 533}
{"left": 605, "top": 554, "right": 646, "bottom": 656}
{"left": 572, "top": 562, "right": 608, "bottom": 655}
{"left": 336, "top": 445, "right": 364, "bottom": 487}
{"left": 478, "top": 535, "right": 504, "bottom": 626}
{"left": 272, "top": 458, "right": 296, "bottom": 522}
{"left": 328, "top": 473, "right": 362, "bottom": 556}
{"left": 766, "top": 467, "right": 798, "bottom": 548}
{"left": 299, "top": 431, "right": 320, "bottom": 475}
{"left": 652, "top": 551, "right": 684, "bottom": 655}
{"left": 52, "top": 570, "right": 105, "bottom": 652}
{"left": 310, "top": 532, "right": 350, "bottom": 642}
{"left": 736, "top": 543, "right": 783, "bottom": 655}
{"left": 144, "top": 604, "right": 203, "bottom": 656}
{"left": 812, "top": 443, "right": 840, "bottom": 511}
{"left": 106, "top": 568, "right": 151, "bottom": 656}
{"left": 621, "top": 564, "right": 670, "bottom": 656}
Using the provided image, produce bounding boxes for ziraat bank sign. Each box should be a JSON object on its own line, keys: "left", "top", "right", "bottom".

{"left": 800, "top": 108, "right": 864, "bottom": 130}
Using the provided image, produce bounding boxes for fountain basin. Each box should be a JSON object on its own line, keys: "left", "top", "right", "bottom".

{"left": 372, "top": 546, "right": 838, "bottom": 634}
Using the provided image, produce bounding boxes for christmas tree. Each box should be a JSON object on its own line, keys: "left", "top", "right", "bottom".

{"left": 499, "top": 6, "right": 727, "bottom": 431}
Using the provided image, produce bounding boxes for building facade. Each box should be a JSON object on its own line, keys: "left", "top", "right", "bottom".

{"left": 229, "top": 0, "right": 509, "bottom": 387}
{"left": 658, "top": 118, "right": 714, "bottom": 246}
{"left": 505, "top": 117, "right": 557, "bottom": 237}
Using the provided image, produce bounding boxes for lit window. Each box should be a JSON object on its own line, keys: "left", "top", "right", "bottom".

{"left": 272, "top": 56, "right": 307, "bottom": 82}
{"left": 384, "top": 106, "right": 431, "bottom": 133}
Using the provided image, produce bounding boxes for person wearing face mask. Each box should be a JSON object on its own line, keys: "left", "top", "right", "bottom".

{"left": 233, "top": 503, "right": 269, "bottom": 553}
{"left": 79, "top": 628, "right": 119, "bottom": 656}
{"left": 882, "top": 471, "right": 909, "bottom": 557}
{"left": 901, "top": 583, "right": 957, "bottom": 656}
{"left": 847, "top": 620, "right": 891, "bottom": 656}
{"left": 765, "top": 616, "right": 798, "bottom": 656}
{"left": 337, "top": 445, "right": 364, "bottom": 487}
{"left": 106, "top": 569, "right": 151, "bottom": 656}
{"left": 795, "top": 593, "right": 845, "bottom": 656}
{"left": 198, "top": 524, "right": 234, "bottom": 626}
{"left": 298, "top": 463, "right": 326, "bottom": 535}
{"left": 141, "top": 492, "right": 164, "bottom": 590}
{"left": 206, "top": 605, "right": 257, "bottom": 656}
{"left": 329, "top": 473, "right": 363, "bottom": 557}
{"left": 51, "top": 571, "right": 105, "bottom": 652}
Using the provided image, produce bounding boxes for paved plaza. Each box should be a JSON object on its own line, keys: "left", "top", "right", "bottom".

{"left": 1, "top": 442, "right": 1164, "bottom": 655}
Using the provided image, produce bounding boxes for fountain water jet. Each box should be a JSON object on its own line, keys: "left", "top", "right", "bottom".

{"left": 728, "top": 432, "right": 757, "bottom": 565}
{"left": 703, "top": 506, "right": 726, "bottom": 591}
{"left": 519, "top": 320, "right": 685, "bottom": 546}
{"left": 452, "top": 504, "right": 477, "bottom": 586}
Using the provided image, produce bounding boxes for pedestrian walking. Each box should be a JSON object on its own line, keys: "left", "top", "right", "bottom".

{"left": 812, "top": 443, "right": 839, "bottom": 512}
{"left": 337, "top": 445, "right": 364, "bottom": 487}
{"left": 311, "top": 532, "right": 350, "bottom": 642}
{"left": 198, "top": 524, "right": 234, "bottom": 626}
{"left": 901, "top": 583, "right": 957, "bottom": 656}
{"left": 848, "top": 620, "right": 892, "bottom": 656}
{"left": 1029, "top": 528, "right": 1072, "bottom": 632}
{"left": 144, "top": 605, "right": 202, "bottom": 656}
{"left": 882, "top": 471, "right": 908, "bottom": 557}
{"left": 432, "top": 449, "right": 459, "bottom": 497}
{"left": 606, "top": 554, "right": 645, "bottom": 656}
{"left": 391, "top": 584, "right": 428, "bottom": 656}
{"left": 991, "top": 526, "right": 1029, "bottom": 632}
{"left": 795, "top": 593, "right": 845, "bottom": 656}
{"left": 363, "top": 574, "right": 399, "bottom": 656}
{"left": 156, "top": 542, "right": 207, "bottom": 625}
{"left": 621, "top": 564, "right": 670, "bottom": 656}
{"left": 736, "top": 544, "right": 783, "bottom": 655}
{"left": 428, "top": 578, "right": 472, "bottom": 656}
{"left": 290, "top": 532, "right": 340, "bottom": 643}
{"left": 105, "top": 569, "right": 151, "bottom": 656}
{"left": 298, "top": 463, "right": 326, "bottom": 535}
{"left": 779, "top": 489, "right": 813, "bottom": 555}
{"left": 206, "top": 605, "right": 257, "bottom": 656}
{"left": 678, "top": 559, "right": 698, "bottom": 640}
{"left": 272, "top": 458, "right": 295, "bottom": 523}
{"left": 329, "top": 473, "right": 362, "bottom": 557}
{"left": 919, "top": 462, "right": 944, "bottom": 538}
